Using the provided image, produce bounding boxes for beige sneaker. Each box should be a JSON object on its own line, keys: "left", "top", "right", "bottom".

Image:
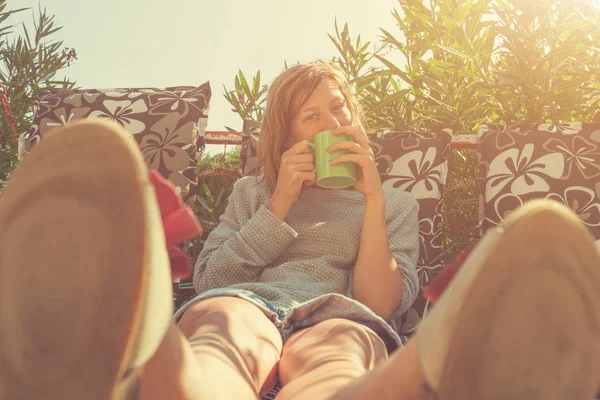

{"left": 418, "top": 199, "right": 600, "bottom": 399}
{"left": 0, "top": 120, "right": 197, "bottom": 400}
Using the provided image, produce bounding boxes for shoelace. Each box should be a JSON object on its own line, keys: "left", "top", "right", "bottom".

{"left": 424, "top": 243, "right": 477, "bottom": 304}
{"left": 148, "top": 170, "right": 202, "bottom": 280}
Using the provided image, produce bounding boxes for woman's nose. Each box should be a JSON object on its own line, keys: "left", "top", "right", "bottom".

{"left": 319, "top": 113, "right": 341, "bottom": 132}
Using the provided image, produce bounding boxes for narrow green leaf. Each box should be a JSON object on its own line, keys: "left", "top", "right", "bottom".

{"left": 215, "top": 186, "right": 226, "bottom": 206}
{"left": 436, "top": 44, "right": 469, "bottom": 59}
{"left": 234, "top": 75, "right": 241, "bottom": 93}
{"left": 202, "top": 182, "right": 214, "bottom": 203}
{"left": 366, "top": 89, "right": 410, "bottom": 115}
{"left": 328, "top": 33, "right": 345, "bottom": 59}
{"left": 378, "top": 28, "right": 405, "bottom": 53}
{"left": 238, "top": 69, "right": 254, "bottom": 103}
{"left": 374, "top": 55, "right": 413, "bottom": 85}
{"left": 195, "top": 195, "right": 213, "bottom": 213}
{"left": 428, "top": 59, "right": 458, "bottom": 69}
{"left": 254, "top": 70, "right": 261, "bottom": 95}
{"left": 456, "top": 68, "right": 481, "bottom": 79}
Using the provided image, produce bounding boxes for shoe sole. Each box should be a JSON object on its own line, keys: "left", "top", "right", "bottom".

{"left": 419, "top": 199, "right": 600, "bottom": 400}
{"left": 0, "top": 120, "right": 173, "bottom": 400}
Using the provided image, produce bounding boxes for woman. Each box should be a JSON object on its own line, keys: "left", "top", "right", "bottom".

{"left": 174, "top": 60, "right": 421, "bottom": 398}
{"left": 1, "top": 61, "right": 598, "bottom": 400}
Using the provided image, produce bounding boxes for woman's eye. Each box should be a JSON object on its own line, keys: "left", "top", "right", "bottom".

{"left": 333, "top": 103, "right": 345, "bottom": 111}
{"left": 305, "top": 114, "right": 318, "bottom": 121}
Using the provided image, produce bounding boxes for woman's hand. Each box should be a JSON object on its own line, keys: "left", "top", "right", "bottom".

{"left": 328, "top": 126, "right": 383, "bottom": 199}
{"left": 267, "top": 140, "right": 316, "bottom": 219}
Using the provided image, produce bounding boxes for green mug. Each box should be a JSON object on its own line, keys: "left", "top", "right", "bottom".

{"left": 307, "top": 129, "right": 357, "bottom": 189}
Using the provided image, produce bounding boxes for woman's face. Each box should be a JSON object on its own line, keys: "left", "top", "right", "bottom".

{"left": 287, "top": 79, "right": 352, "bottom": 147}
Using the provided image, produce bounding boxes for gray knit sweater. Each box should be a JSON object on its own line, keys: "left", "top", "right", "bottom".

{"left": 193, "top": 176, "right": 420, "bottom": 320}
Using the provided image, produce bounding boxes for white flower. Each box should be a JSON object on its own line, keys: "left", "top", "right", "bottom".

{"left": 62, "top": 92, "right": 100, "bottom": 107}
{"left": 39, "top": 107, "right": 90, "bottom": 134}
{"left": 485, "top": 144, "right": 564, "bottom": 201}
{"left": 89, "top": 99, "right": 148, "bottom": 134}
{"left": 382, "top": 148, "right": 447, "bottom": 200}
{"left": 103, "top": 91, "right": 143, "bottom": 99}
{"left": 485, "top": 193, "right": 525, "bottom": 227}
{"left": 542, "top": 136, "right": 600, "bottom": 180}
{"left": 537, "top": 122, "right": 582, "bottom": 135}
{"left": 148, "top": 88, "right": 209, "bottom": 118}
{"left": 546, "top": 187, "right": 600, "bottom": 227}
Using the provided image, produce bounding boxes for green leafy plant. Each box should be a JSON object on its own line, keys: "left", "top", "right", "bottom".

{"left": 194, "top": 176, "right": 236, "bottom": 224}
{"left": 223, "top": 69, "right": 269, "bottom": 128}
{"left": 329, "top": 0, "right": 599, "bottom": 257}
{"left": 185, "top": 148, "right": 241, "bottom": 264}
{"left": 490, "top": 0, "right": 600, "bottom": 122}
{"left": 194, "top": 146, "right": 240, "bottom": 220}
{"left": 329, "top": 19, "right": 415, "bottom": 132}
{"left": 219, "top": 0, "right": 600, "bottom": 259}
{"left": 0, "top": 1, "right": 76, "bottom": 188}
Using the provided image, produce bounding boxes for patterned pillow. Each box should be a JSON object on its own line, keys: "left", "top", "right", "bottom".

{"left": 239, "top": 123, "right": 452, "bottom": 336}
{"left": 24, "top": 84, "right": 212, "bottom": 200}
{"left": 477, "top": 123, "right": 600, "bottom": 240}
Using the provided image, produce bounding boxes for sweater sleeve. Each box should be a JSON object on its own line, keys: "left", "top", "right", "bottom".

{"left": 193, "top": 177, "right": 298, "bottom": 293}
{"left": 387, "top": 192, "right": 420, "bottom": 319}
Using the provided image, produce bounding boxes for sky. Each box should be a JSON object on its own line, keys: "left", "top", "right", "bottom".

{"left": 13, "top": 0, "right": 402, "bottom": 153}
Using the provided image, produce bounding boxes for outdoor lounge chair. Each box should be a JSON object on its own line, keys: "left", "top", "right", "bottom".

{"left": 20, "top": 86, "right": 600, "bottom": 399}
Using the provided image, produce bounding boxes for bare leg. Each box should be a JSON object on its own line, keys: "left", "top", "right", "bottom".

{"left": 328, "top": 337, "right": 433, "bottom": 400}
{"left": 140, "top": 297, "right": 283, "bottom": 400}
{"left": 275, "top": 319, "right": 388, "bottom": 400}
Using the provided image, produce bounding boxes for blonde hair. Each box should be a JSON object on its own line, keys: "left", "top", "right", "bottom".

{"left": 257, "top": 60, "right": 367, "bottom": 192}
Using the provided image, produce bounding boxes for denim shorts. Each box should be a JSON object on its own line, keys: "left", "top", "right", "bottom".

{"left": 173, "top": 287, "right": 403, "bottom": 353}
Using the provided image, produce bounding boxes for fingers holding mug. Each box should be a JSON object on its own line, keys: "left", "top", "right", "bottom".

{"left": 326, "top": 140, "right": 370, "bottom": 156}
{"left": 333, "top": 126, "right": 370, "bottom": 150}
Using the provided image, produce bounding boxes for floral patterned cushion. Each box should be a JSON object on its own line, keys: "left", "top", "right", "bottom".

{"left": 239, "top": 122, "right": 452, "bottom": 336}
{"left": 24, "top": 84, "right": 212, "bottom": 200}
{"left": 477, "top": 123, "right": 600, "bottom": 240}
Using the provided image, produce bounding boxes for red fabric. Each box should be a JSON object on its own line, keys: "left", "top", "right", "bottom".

{"left": 149, "top": 170, "right": 183, "bottom": 217}
{"left": 424, "top": 243, "right": 477, "bottom": 304}
{"left": 149, "top": 170, "right": 202, "bottom": 280}
{"left": 167, "top": 247, "right": 194, "bottom": 280}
